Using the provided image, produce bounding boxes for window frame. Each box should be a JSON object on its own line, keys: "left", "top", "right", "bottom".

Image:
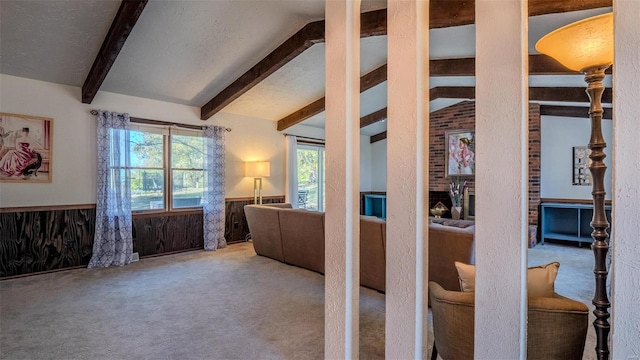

{"left": 296, "top": 141, "right": 326, "bottom": 212}
{"left": 130, "top": 125, "right": 204, "bottom": 214}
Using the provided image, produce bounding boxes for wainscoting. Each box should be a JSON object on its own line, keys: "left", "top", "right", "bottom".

{"left": 0, "top": 196, "right": 285, "bottom": 278}
{"left": 132, "top": 211, "right": 204, "bottom": 257}
{"left": 0, "top": 205, "right": 95, "bottom": 278}
{"left": 225, "top": 196, "right": 286, "bottom": 242}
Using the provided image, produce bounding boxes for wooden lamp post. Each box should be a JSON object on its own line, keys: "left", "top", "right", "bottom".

{"left": 536, "top": 13, "right": 613, "bottom": 360}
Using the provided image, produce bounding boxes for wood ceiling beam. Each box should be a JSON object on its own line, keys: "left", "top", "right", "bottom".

{"left": 432, "top": 86, "right": 612, "bottom": 103}
{"left": 201, "top": 20, "right": 325, "bottom": 120}
{"left": 360, "top": 108, "right": 387, "bottom": 128}
{"left": 201, "top": 0, "right": 612, "bottom": 119}
{"left": 531, "top": 87, "right": 612, "bottom": 103}
{"left": 372, "top": 86, "right": 615, "bottom": 143}
{"left": 529, "top": 0, "right": 611, "bottom": 16}
{"left": 82, "top": 0, "right": 148, "bottom": 104}
{"left": 360, "top": 8, "right": 387, "bottom": 37}
{"left": 540, "top": 105, "right": 612, "bottom": 119}
{"left": 430, "top": 54, "right": 612, "bottom": 76}
{"left": 279, "top": 54, "right": 612, "bottom": 131}
{"left": 276, "top": 98, "right": 325, "bottom": 132}
{"left": 370, "top": 131, "right": 388, "bottom": 144}
{"left": 276, "top": 64, "right": 387, "bottom": 131}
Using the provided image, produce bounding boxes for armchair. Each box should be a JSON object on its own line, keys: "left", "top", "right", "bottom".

{"left": 429, "top": 281, "right": 589, "bottom": 360}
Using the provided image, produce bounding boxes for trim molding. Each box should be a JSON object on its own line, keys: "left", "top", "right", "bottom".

{"left": 540, "top": 198, "right": 612, "bottom": 205}
{"left": 0, "top": 204, "right": 96, "bottom": 213}
{"left": 0, "top": 196, "right": 287, "bottom": 213}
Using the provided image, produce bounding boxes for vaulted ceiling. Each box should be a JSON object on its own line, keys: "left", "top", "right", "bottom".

{"left": 0, "top": 0, "right": 613, "bottom": 137}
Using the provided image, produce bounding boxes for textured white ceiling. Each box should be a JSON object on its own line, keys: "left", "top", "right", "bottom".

{"left": 100, "top": 0, "right": 328, "bottom": 106}
{"left": 0, "top": 1, "right": 612, "bottom": 137}
{"left": 0, "top": 0, "right": 120, "bottom": 86}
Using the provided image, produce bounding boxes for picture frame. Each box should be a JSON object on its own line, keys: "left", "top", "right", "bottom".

{"left": 572, "top": 145, "right": 591, "bottom": 186}
{"left": 445, "top": 129, "right": 475, "bottom": 178}
{"left": 0, "top": 112, "right": 53, "bottom": 183}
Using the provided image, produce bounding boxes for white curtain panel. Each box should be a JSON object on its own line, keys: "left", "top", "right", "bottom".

{"left": 285, "top": 135, "right": 298, "bottom": 208}
{"left": 88, "top": 111, "right": 133, "bottom": 268}
{"left": 203, "top": 126, "right": 226, "bottom": 250}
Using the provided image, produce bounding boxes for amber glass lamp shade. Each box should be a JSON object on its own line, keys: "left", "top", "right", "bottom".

{"left": 535, "top": 13, "right": 613, "bottom": 72}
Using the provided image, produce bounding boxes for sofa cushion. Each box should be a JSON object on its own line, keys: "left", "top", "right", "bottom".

{"left": 360, "top": 215, "right": 386, "bottom": 292}
{"left": 455, "top": 261, "right": 560, "bottom": 297}
{"left": 430, "top": 217, "right": 476, "bottom": 229}
{"left": 279, "top": 209, "right": 325, "bottom": 274}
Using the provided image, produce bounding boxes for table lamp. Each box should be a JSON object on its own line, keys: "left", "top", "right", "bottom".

{"left": 245, "top": 161, "right": 270, "bottom": 204}
{"left": 536, "top": 12, "right": 613, "bottom": 360}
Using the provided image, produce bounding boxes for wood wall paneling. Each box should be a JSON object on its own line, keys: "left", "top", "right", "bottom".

{"left": 132, "top": 212, "right": 204, "bottom": 256}
{"left": 225, "top": 196, "right": 286, "bottom": 243}
{"left": 1, "top": 196, "right": 285, "bottom": 277}
{"left": 0, "top": 208, "right": 96, "bottom": 277}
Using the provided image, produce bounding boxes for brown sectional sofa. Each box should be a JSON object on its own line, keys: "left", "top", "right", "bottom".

{"left": 244, "top": 203, "right": 475, "bottom": 293}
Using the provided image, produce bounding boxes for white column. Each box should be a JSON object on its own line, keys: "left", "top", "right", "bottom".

{"left": 324, "top": 0, "right": 361, "bottom": 358}
{"left": 386, "top": 1, "right": 429, "bottom": 358}
{"left": 475, "top": 0, "right": 528, "bottom": 358}
{"left": 611, "top": 1, "right": 640, "bottom": 356}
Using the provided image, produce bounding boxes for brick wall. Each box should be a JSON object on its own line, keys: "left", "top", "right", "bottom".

{"left": 528, "top": 103, "right": 541, "bottom": 226}
{"left": 429, "top": 101, "right": 541, "bottom": 225}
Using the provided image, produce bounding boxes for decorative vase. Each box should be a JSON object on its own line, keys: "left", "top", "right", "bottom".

{"left": 451, "top": 206, "right": 462, "bottom": 220}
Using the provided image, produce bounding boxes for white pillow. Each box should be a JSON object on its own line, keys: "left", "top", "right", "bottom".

{"left": 454, "top": 261, "right": 560, "bottom": 298}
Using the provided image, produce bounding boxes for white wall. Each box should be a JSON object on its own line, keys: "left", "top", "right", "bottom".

{"left": 0, "top": 74, "right": 297, "bottom": 207}
{"left": 540, "top": 115, "right": 613, "bottom": 200}
{"left": 369, "top": 139, "right": 387, "bottom": 191}
{"left": 359, "top": 135, "right": 372, "bottom": 191}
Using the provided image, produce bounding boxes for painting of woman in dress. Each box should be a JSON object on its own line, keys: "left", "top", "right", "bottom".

{"left": 446, "top": 129, "right": 475, "bottom": 177}
{"left": 0, "top": 113, "right": 52, "bottom": 183}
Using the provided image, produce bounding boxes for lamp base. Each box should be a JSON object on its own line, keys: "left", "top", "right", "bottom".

{"left": 253, "top": 178, "right": 263, "bottom": 204}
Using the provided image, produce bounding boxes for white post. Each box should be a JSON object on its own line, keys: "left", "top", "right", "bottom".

{"left": 324, "top": 0, "right": 361, "bottom": 358}
{"left": 386, "top": 0, "right": 429, "bottom": 358}
{"left": 611, "top": 1, "right": 640, "bottom": 356}
{"left": 475, "top": 0, "right": 528, "bottom": 358}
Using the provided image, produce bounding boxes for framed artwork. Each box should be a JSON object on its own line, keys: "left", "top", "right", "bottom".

{"left": 0, "top": 113, "right": 53, "bottom": 183}
{"left": 445, "top": 129, "right": 475, "bottom": 178}
{"left": 572, "top": 146, "right": 591, "bottom": 186}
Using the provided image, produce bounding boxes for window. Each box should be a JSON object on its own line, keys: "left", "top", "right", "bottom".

{"left": 129, "top": 126, "right": 204, "bottom": 212}
{"left": 297, "top": 143, "right": 325, "bottom": 211}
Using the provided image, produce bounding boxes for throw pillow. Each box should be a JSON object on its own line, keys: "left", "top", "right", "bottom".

{"left": 454, "top": 261, "right": 560, "bottom": 298}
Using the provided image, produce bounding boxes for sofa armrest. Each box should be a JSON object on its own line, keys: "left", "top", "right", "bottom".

{"left": 244, "top": 205, "right": 285, "bottom": 262}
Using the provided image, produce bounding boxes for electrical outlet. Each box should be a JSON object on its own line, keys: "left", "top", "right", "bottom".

{"left": 131, "top": 252, "right": 139, "bottom": 262}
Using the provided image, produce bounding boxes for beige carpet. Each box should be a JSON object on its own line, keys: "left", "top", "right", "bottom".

{"left": 1, "top": 241, "right": 595, "bottom": 359}
{"left": 0, "top": 243, "right": 386, "bottom": 359}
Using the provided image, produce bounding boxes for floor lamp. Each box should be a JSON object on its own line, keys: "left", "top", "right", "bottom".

{"left": 536, "top": 13, "right": 613, "bottom": 360}
{"left": 245, "top": 161, "right": 270, "bottom": 204}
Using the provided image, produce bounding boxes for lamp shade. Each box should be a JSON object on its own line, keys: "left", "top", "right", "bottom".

{"left": 245, "top": 161, "right": 270, "bottom": 178}
{"left": 535, "top": 13, "right": 613, "bottom": 72}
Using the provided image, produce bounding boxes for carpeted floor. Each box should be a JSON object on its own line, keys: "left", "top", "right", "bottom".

{"left": 1, "top": 241, "right": 595, "bottom": 359}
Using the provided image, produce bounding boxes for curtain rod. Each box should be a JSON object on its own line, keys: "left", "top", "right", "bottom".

{"left": 282, "top": 133, "right": 325, "bottom": 142}
{"left": 90, "top": 110, "right": 231, "bottom": 132}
